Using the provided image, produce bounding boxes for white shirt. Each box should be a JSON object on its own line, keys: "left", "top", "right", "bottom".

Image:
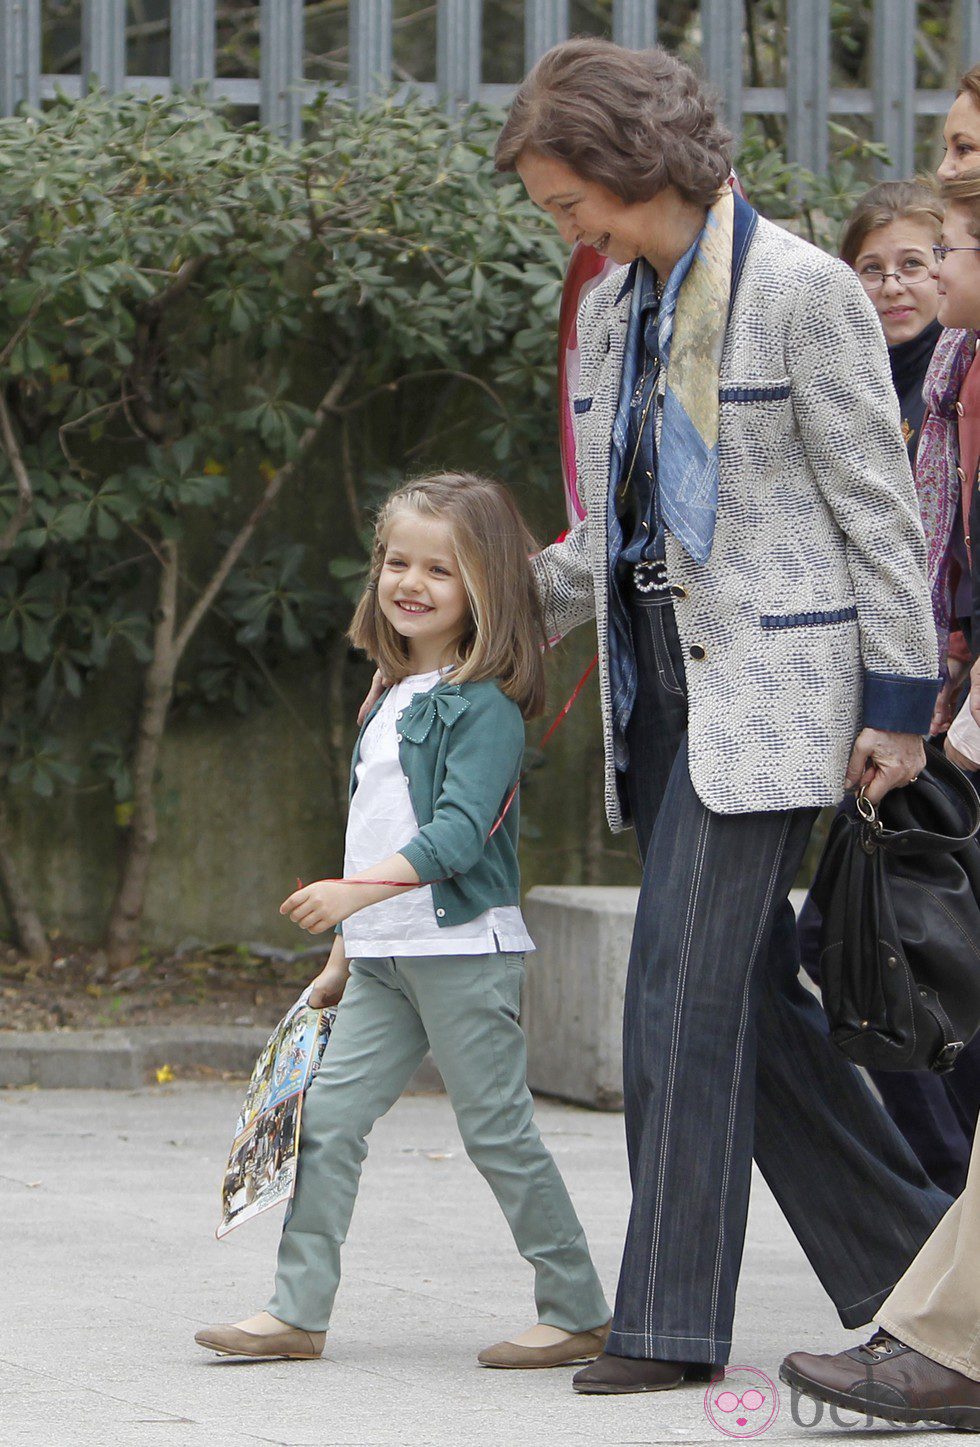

{"left": 341, "top": 670, "right": 534, "bottom": 958}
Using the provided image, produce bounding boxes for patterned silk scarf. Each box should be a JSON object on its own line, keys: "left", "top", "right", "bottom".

{"left": 656, "top": 185, "right": 735, "bottom": 564}
{"left": 915, "top": 327, "right": 977, "bottom": 661}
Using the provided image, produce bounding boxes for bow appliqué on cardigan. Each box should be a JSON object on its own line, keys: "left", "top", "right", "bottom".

{"left": 399, "top": 685, "right": 471, "bottom": 744}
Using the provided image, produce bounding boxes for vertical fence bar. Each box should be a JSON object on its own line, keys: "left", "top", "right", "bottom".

{"left": 613, "top": 0, "right": 657, "bottom": 50}
{"left": 963, "top": 0, "right": 980, "bottom": 69}
{"left": 0, "top": 0, "right": 40, "bottom": 114}
{"left": 524, "top": 0, "right": 569, "bottom": 70}
{"left": 873, "top": 0, "right": 915, "bottom": 177}
{"left": 260, "top": 0, "right": 303, "bottom": 140}
{"left": 786, "top": 0, "right": 829, "bottom": 174}
{"left": 350, "top": 0, "right": 393, "bottom": 104}
{"left": 171, "top": 0, "right": 216, "bottom": 93}
{"left": 701, "top": 0, "right": 743, "bottom": 138}
{"left": 82, "top": 0, "right": 126, "bottom": 91}
{"left": 437, "top": 0, "right": 481, "bottom": 108}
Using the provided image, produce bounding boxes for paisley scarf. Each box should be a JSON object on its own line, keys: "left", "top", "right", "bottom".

{"left": 915, "top": 327, "right": 977, "bottom": 662}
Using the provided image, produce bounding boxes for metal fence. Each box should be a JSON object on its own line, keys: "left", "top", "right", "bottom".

{"left": 1, "top": 0, "right": 979, "bottom": 176}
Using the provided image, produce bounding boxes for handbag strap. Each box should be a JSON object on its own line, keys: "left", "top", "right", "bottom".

{"left": 859, "top": 743, "right": 980, "bottom": 856}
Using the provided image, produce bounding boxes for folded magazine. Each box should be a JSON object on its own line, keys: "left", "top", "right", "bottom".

{"left": 217, "top": 986, "right": 334, "bottom": 1238}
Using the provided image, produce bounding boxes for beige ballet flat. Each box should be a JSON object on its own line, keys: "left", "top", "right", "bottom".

{"left": 478, "top": 1321, "right": 610, "bottom": 1369}
{"left": 194, "top": 1322, "right": 325, "bottom": 1360}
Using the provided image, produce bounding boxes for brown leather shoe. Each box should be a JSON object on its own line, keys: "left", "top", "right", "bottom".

{"left": 478, "top": 1322, "right": 610, "bottom": 1369}
{"left": 572, "top": 1351, "right": 722, "bottom": 1394}
{"left": 194, "top": 1322, "right": 325, "bottom": 1360}
{"left": 780, "top": 1330, "right": 980, "bottom": 1431}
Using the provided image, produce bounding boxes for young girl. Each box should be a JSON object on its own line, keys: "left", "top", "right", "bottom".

{"left": 195, "top": 473, "right": 611, "bottom": 1369}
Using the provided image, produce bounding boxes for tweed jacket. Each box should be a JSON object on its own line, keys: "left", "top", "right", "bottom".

{"left": 533, "top": 214, "right": 940, "bottom": 827}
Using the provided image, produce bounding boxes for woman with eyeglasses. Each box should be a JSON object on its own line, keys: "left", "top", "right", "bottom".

{"left": 841, "top": 182, "right": 943, "bottom": 468}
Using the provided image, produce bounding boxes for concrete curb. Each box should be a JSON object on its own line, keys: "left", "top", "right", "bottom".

{"left": 0, "top": 1025, "right": 444, "bottom": 1092}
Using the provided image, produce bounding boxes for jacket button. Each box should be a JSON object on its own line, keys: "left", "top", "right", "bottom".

{"left": 396, "top": 710, "right": 403, "bottom": 719}
{"left": 671, "top": 585, "right": 688, "bottom": 600}
{"left": 957, "top": 467, "right": 967, "bottom": 483}
{"left": 436, "top": 908, "right": 446, "bottom": 918}
{"left": 689, "top": 644, "right": 707, "bottom": 661}
{"left": 396, "top": 733, "right": 402, "bottom": 742}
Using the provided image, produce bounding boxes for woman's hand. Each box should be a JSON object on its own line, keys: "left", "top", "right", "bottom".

{"left": 280, "top": 880, "right": 356, "bottom": 933}
{"left": 929, "top": 656, "right": 969, "bottom": 736}
{"left": 309, "top": 936, "right": 350, "bottom": 1008}
{"left": 844, "top": 727, "right": 926, "bottom": 805}
{"left": 357, "top": 669, "right": 386, "bottom": 725}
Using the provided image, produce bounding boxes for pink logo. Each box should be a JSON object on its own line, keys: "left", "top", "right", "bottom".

{"left": 704, "top": 1365, "right": 780, "bottom": 1438}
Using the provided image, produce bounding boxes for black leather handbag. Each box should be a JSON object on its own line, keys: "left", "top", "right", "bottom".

{"left": 809, "top": 743, "right": 980, "bottom": 1074}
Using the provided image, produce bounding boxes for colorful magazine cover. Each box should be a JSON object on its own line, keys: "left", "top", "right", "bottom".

{"left": 217, "top": 986, "right": 335, "bottom": 1239}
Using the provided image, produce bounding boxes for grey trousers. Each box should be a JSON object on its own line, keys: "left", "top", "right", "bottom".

{"left": 267, "top": 951, "right": 610, "bottom": 1334}
{"left": 877, "top": 1127, "right": 980, "bottom": 1383}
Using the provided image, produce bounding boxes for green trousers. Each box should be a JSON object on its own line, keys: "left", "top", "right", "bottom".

{"left": 267, "top": 951, "right": 610, "bottom": 1334}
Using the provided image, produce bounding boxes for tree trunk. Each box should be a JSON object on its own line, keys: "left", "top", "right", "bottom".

{"left": 104, "top": 542, "right": 179, "bottom": 968}
{"left": 0, "top": 801, "right": 50, "bottom": 963}
{"left": 103, "top": 372, "right": 354, "bottom": 964}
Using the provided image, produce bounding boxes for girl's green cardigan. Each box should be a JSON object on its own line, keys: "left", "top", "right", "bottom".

{"left": 349, "top": 677, "right": 525, "bottom": 927}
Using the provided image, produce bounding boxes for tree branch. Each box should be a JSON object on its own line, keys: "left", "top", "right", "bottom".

{"left": 173, "top": 360, "right": 355, "bottom": 658}
{"left": 144, "top": 255, "right": 208, "bottom": 315}
{"left": 0, "top": 393, "right": 34, "bottom": 561}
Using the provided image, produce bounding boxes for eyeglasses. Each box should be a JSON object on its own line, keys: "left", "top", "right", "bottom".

{"left": 857, "top": 259, "right": 932, "bottom": 291}
{"left": 933, "top": 244, "right": 980, "bottom": 262}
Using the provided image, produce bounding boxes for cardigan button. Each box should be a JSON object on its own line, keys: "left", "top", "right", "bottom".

{"left": 396, "top": 733, "right": 402, "bottom": 742}
{"left": 689, "top": 644, "right": 707, "bottom": 661}
{"left": 436, "top": 908, "right": 446, "bottom": 918}
{"left": 956, "top": 401, "right": 966, "bottom": 416}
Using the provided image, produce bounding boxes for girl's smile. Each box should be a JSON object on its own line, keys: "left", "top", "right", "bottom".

{"left": 378, "top": 511, "right": 471, "bottom": 671}
{"left": 852, "top": 218, "right": 940, "bottom": 347}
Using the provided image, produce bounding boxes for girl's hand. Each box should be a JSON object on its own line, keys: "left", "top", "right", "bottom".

{"left": 309, "top": 937, "right": 350, "bottom": 1008}
{"left": 280, "top": 880, "right": 355, "bottom": 933}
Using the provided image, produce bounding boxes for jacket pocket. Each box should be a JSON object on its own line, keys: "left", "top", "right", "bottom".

{"left": 760, "top": 606, "right": 858, "bottom": 630}
{"left": 720, "top": 379, "right": 791, "bottom": 404}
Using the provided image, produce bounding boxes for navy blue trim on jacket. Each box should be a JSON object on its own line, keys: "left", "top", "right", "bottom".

{"left": 863, "top": 670, "right": 942, "bottom": 735}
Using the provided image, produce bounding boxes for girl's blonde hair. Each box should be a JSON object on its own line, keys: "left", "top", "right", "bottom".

{"left": 348, "top": 472, "right": 548, "bottom": 719}
{"left": 941, "top": 165, "right": 980, "bottom": 243}
{"left": 838, "top": 180, "right": 943, "bottom": 267}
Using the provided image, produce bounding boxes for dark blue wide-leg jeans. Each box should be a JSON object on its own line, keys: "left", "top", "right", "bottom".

{"left": 605, "top": 587, "right": 952, "bottom": 1367}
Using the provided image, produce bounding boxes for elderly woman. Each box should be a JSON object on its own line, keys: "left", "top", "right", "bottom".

{"left": 494, "top": 40, "right": 951, "bottom": 1395}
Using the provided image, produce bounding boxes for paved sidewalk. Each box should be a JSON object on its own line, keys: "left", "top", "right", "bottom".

{"left": 1, "top": 1084, "right": 951, "bottom": 1447}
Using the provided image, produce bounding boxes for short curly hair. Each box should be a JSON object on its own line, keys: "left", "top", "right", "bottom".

{"left": 494, "top": 38, "right": 733, "bottom": 209}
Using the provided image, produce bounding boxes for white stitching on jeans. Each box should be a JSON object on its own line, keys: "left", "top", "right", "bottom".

{"left": 642, "top": 804, "right": 712, "bottom": 1354}
{"left": 708, "top": 813, "right": 791, "bottom": 1352}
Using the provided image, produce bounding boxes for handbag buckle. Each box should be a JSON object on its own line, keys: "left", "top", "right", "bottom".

{"left": 933, "top": 1040, "right": 964, "bottom": 1073}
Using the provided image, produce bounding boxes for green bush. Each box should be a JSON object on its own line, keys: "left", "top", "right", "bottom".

{"left": 0, "top": 88, "right": 565, "bottom": 961}
{"left": 0, "top": 86, "right": 885, "bottom": 961}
